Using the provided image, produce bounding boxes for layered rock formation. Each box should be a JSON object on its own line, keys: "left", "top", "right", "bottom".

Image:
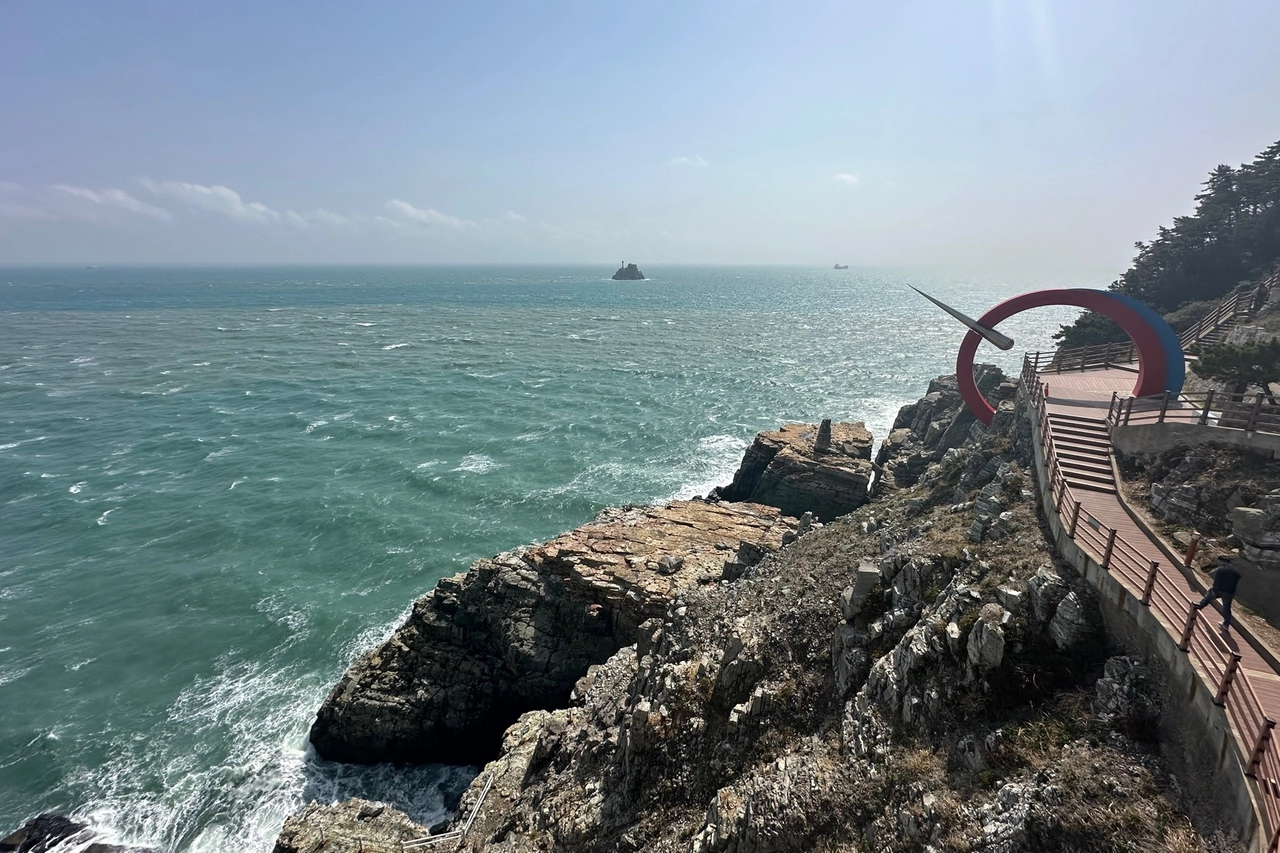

{"left": 310, "top": 500, "right": 795, "bottom": 765}
{"left": 273, "top": 800, "right": 433, "bottom": 853}
{"left": 1230, "top": 493, "right": 1280, "bottom": 569}
{"left": 713, "top": 419, "right": 873, "bottom": 520}
{"left": 279, "top": 376, "right": 1212, "bottom": 853}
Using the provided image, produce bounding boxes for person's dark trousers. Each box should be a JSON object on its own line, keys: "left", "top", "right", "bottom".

{"left": 1196, "top": 590, "right": 1235, "bottom": 629}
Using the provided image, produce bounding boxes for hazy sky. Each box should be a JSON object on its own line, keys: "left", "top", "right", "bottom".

{"left": 3, "top": 1, "right": 1278, "bottom": 270}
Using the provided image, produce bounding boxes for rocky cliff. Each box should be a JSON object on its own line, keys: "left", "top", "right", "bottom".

{"left": 713, "top": 420, "right": 873, "bottom": 521}
{"left": 277, "top": 371, "right": 1224, "bottom": 853}
{"left": 310, "top": 500, "right": 796, "bottom": 766}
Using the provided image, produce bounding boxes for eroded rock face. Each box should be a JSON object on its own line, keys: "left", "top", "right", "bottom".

{"left": 715, "top": 420, "right": 874, "bottom": 521}
{"left": 875, "top": 366, "right": 1016, "bottom": 493}
{"left": 272, "top": 800, "right": 429, "bottom": 853}
{"left": 1230, "top": 493, "right": 1280, "bottom": 569}
{"left": 309, "top": 500, "right": 795, "bottom": 765}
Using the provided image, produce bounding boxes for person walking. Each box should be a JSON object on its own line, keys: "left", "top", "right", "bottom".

{"left": 1196, "top": 553, "right": 1243, "bottom": 631}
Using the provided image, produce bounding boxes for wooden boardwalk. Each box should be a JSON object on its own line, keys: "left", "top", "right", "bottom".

{"left": 1033, "top": 365, "right": 1280, "bottom": 849}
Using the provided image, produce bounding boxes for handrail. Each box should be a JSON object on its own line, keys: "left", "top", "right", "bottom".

{"left": 401, "top": 773, "right": 494, "bottom": 850}
{"left": 1106, "top": 389, "right": 1280, "bottom": 437}
{"left": 1021, "top": 354, "right": 1280, "bottom": 851}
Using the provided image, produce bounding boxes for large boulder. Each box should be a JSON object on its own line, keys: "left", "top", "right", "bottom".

{"left": 309, "top": 500, "right": 794, "bottom": 765}
{"left": 715, "top": 420, "right": 874, "bottom": 521}
{"left": 1231, "top": 491, "right": 1280, "bottom": 569}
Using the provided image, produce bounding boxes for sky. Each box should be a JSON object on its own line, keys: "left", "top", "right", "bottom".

{"left": 2, "top": 1, "right": 1278, "bottom": 270}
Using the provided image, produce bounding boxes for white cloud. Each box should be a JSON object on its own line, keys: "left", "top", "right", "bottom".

{"left": 833, "top": 173, "right": 860, "bottom": 185}
{"left": 54, "top": 185, "right": 172, "bottom": 220}
{"left": 670, "top": 155, "right": 708, "bottom": 167}
{"left": 501, "top": 210, "right": 527, "bottom": 223}
{"left": 385, "top": 199, "right": 476, "bottom": 230}
{"left": 141, "top": 178, "right": 283, "bottom": 223}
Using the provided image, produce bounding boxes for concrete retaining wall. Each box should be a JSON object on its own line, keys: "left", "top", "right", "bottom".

{"left": 1025, "top": 397, "right": 1266, "bottom": 850}
{"left": 1111, "top": 421, "right": 1280, "bottom": 457}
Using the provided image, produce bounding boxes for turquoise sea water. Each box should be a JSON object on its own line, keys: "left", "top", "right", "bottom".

{"left": 0, "top": 266, "right": 1084, "bottom": 850}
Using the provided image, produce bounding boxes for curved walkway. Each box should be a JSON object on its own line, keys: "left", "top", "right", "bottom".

{"left": 1024, "top": 361, "right": 1280, "bottom": 852}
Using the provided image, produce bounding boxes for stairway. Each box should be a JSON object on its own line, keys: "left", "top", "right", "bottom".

{"left": 1046, "top": 414, "right": 1116, "bottom": 495}
{"left": 1191, "top": 320, "right": 1240, "bottom": 348}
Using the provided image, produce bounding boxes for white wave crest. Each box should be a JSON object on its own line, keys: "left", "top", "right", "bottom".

{"left": 453, "top": 454, "right": 499, "bottom": 474}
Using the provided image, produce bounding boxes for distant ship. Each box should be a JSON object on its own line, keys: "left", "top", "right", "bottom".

{"left": 833, "top": 264, "right": 849, "bottom": 270}
{"left": 612, "top": 262, "right": 646, "bottom": 281}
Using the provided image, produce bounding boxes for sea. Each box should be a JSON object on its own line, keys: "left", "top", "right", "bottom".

{"left": 0, "top": 265, "right": 1085, "bottom": 851}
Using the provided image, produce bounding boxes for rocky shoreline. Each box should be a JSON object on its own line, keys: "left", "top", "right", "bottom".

{"left": 273, "top": 364, "right": 1226, "bottom": 852}
{"left": 7, "top": 365, "right": 1230, "bottom": 852}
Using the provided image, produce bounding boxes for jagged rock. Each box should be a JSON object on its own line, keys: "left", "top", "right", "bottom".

{"left": 967, "top": 604, "right": 1008, "bottom": 672}
{"left": 273, "top": 800, "right": 430, "bottom": 853}
{"left": 1027, "top": 566, "right": 1068, "bottom": 624}
{"left": 839, "top": 559, "right": 882, "bottom": 621}
{"left": 1230, "top": 504, "right": 1280, "bottom": 569}
{"left": 1094, "top": 655, "right": 1160, "bottom": 725}
{"left": 1121, "top": 442, "right": 1280, "bottom": 533}
{"left": 717, "top": 422, "right": 873, "bottom": 521}
{"left": 1049, "top": 591, "right": 1093, "bottom": 650}
{"left": 0, "top": 814, "right": 156, "bottom": 853}
{"left": 956, "top": 733, "right": 989, "bottom": 773}
{"left": 974, "top": 781, "right": 1057, "bottom": 853}
{"left": 309, "top": 499, "right": 793, "bottom": 765}
{"left": 875, "top": 366, "right": 1012, "bottom": 494}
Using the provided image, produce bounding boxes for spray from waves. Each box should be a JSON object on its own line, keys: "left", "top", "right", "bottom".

{"left": 63, "top": 605, "right": 465, "bottom": 853}
{"left": 664, "top": 433, "right": 748, "bottom": 501}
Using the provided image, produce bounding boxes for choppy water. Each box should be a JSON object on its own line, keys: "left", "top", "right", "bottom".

{"left": 0, "top": 265, "right": 1084, "bottom": 850}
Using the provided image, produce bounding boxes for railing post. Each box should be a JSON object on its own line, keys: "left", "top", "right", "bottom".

{"left": 1247, "top": 717, "right": 1276, "bottom": 778}
{"left": 1108, "top": 391, "right": 1118, "bottom": 423}
{"left": 1068, "top": 500, "right": 1082, "bottom": 538}
{"left": 1248, "top": 392, "right": 1264, "bottom": 432}
{"left": 1124, "top": 396, "right": 1134, "bottom": 426}
{"left": 1055, "top": 479, "right": 1067, "bottom": 515}
{"left": 1200, "top": 389, "right": 1214, "bottom": 425}
{"left": 1102, "top": 529, "right": 1117, "bottom": 568}
{"left": 1179, "top": 606, "right": 1197, "bottom": 652}
{"left": 1141, "top": 560, "right": 1159, "bottom": 605}
{"left": 1158, "top": 390, "right": 1170, "bottom": 423}
{"left": 1214, "top": 653, "right": 1243, "bottom": 706}
{"left": 1184, "top": 532, "right": 1202, "bottom": 568}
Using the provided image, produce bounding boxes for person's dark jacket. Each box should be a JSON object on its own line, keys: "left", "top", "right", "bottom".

{"left": 1213, "top": 564, "right": 1242, "bottom": 595}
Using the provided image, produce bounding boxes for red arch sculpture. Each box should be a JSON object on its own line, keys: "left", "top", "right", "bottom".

{"left": 958, "top": 288, "right": 1169, "bottom": 425}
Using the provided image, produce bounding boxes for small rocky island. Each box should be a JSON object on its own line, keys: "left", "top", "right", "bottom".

{"left": 611, "top": 262, "right": 645, "bottom": 281}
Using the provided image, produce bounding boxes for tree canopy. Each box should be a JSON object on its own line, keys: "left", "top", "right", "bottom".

{"left": 1056, "top": 139, "right": 1280, "bottom": 348}
{"left": 1190, "top": 339, "right": 1280, "bottom": 395}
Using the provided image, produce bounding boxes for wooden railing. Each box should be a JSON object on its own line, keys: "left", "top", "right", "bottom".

{"left": 1106, "top": 390, "right": 1280, "bottom": 436}
{"left": 1179, "top": 268, "right": 1279, "bottom": 350}
{"left": 1027, "top": 340, "right": 1140, "bottom": 375}
{"left": 1021, "top": 354, "right": 1280, "bottom": 851}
